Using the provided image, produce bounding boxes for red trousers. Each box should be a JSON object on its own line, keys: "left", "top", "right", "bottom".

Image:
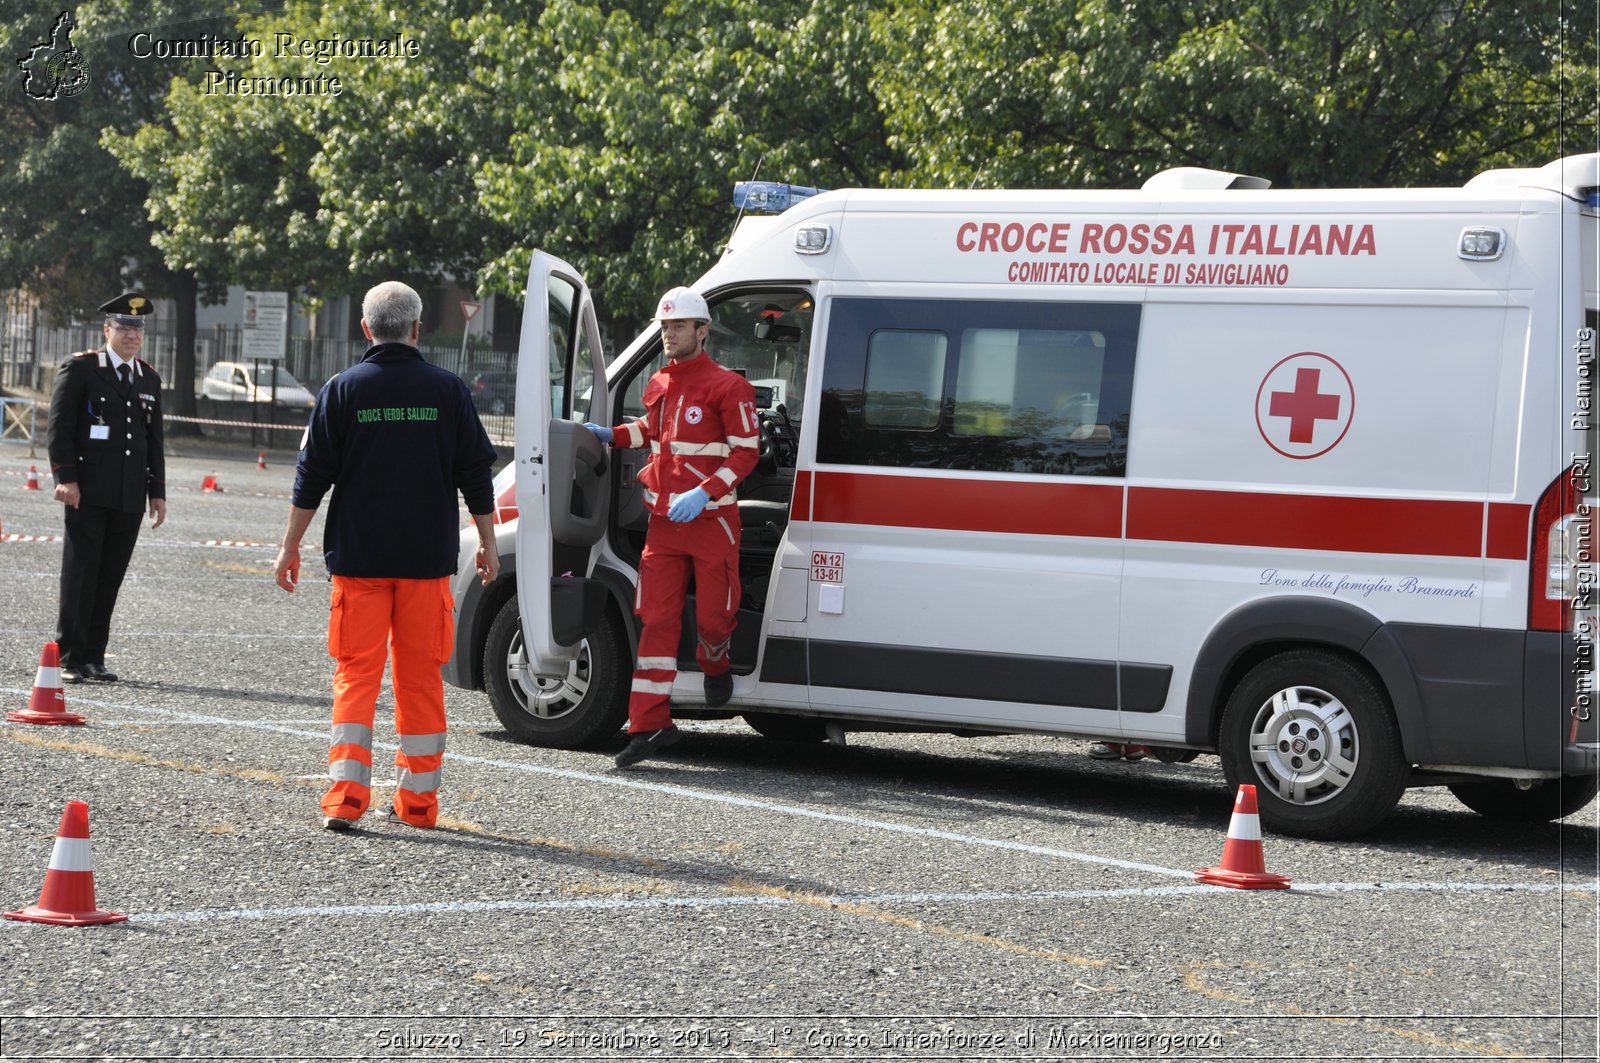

{"left": 323, "top": 575, "right": 454, "bottom": 827}
{"left": 628, "top": 513, "right": 741, "bottom": 732}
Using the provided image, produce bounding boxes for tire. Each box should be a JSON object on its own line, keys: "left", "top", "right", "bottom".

{"left": 1218, "top": 649, "right": 1407, "bottom": 839}
{"left": 1448, "top": 775, "right": 1599, "bottom": 822}
{"left": 743, "top": 711, "right": 829, "bottom": 743}
{"left": 482, "top": 597, "right": 628, "bottom": 749}
{"left": 489, "top": 397, "right": 508, "bottom": 415}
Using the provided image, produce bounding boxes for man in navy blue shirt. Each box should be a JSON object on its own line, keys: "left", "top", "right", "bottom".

{"left": 273, "top": 281, "right": 499, "bottom": 832}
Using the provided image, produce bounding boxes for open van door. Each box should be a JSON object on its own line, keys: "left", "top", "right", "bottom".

{"left": 513, "top": 251, "right": 613, "bottom": 675}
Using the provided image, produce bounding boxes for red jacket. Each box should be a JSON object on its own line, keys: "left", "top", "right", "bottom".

{"left": 609, "top": 351, "right": 759, "bottom": 517}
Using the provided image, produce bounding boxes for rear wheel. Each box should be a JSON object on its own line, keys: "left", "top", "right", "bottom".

{"left": 1218, "top": 649, "right": 1407, "bottom": 839}
{"left": 1448, "top": 776, "right": 1599, "bottom": 822}
{"left": 483, "top": 597, "right": 628, "bottom": 748}
{"left": 743, "top": 711, "right": 829, "bottom": 743}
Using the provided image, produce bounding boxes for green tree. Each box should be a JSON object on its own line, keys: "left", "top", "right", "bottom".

{"left": 873, "top": 0, "right": 1597, "bottom": 190}
{"left": 110, "top": 0, "right": 515, "bottom": 341}
{"left": 1, "top": 2, "right": 224, "bottom": 418}
{"left": 472, "top": 0, "right": 901, "bottom": 338}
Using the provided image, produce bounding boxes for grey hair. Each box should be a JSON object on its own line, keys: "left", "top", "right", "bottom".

{"left": 362, "top": 281, "right": 423, "bottom": 343}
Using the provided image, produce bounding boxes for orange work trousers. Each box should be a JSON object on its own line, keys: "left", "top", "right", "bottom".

{"left": 322, "top": 575, "right": 454, "bottom": 828}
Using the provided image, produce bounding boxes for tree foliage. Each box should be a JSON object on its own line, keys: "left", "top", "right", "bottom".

{"left": 14, "top": 0, "right": 1593, "bottom": 361}
{"left": 108, "top": 0, "right": 507, "bottom": 317}
{"left": 471, "top": 0, "right": 901, "bottom": 336}
{"left": 873, "top": 0, "right": 1596, "bottom": 190}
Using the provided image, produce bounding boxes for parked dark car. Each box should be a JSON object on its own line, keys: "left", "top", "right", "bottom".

{"left": 469, "top": 371, "right": 515, "bottom": 415}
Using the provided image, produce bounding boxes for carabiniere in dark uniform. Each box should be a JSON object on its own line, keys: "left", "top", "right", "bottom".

{"left": 47, "top": 292, "right": 167, "bottom": 683}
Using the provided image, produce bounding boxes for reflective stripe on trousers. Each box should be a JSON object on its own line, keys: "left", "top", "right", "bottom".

{"left": 322, "top": 575, "right": 454, "bottom": 827}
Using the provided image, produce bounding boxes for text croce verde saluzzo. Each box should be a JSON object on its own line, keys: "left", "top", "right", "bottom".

{"left": 356, "top": 407, "right": 439, "bottom": 424}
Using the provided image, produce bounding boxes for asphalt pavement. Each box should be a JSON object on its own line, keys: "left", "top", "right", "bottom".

{"left": 0, "top": 442, "right": 1596, "bottom": 1061}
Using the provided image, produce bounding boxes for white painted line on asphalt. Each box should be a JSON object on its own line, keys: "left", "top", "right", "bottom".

{"left": 112, "top": 632, "right": 326, "bottom": 639}
{"left": 12, "top": 691, "right": 1595, "bottom": 893}
{"left": 3, "top": 694, "right": 1203, "bottom": 877}
{"left": 4, "top": 688, "right": 1197, "bottom": 879}
{"left": 96, "top": 721, "right": 336, "bottom": 728}
{"left": 5, "top": 880, "right": 1593, "bottom": 928}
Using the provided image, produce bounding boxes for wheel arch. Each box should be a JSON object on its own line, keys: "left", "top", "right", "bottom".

{"left": 1185, "top": 596, "right": 1430, "bottom": 762}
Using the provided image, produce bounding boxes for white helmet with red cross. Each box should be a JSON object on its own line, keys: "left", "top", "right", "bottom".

{"left": 654, "top": 287, "right": 710, "bottom": 324}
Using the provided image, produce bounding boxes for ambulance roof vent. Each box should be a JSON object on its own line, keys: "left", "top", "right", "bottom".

{"left": 1141, "top": 167, "right": 1271, "bottom": 192}
{"left": 1467, "top": 154, "right": 1599, "bottom": 202}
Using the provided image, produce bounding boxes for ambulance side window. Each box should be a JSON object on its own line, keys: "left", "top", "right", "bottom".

{"left": 863, "top": 331, "right": 947, "bottom": 429}
{"left": 817, "top": 298, "right": 1140, "bottom": 475}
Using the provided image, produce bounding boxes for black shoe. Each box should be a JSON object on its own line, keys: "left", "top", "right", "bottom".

{"left": 83, "top": 662, "right": 117, "bottom": 682}
{"left": 60, "top": 663, "right": 87, "bottom": 684}
{"left": 614, "top": 725, "right": 681, "bottom": 768}
{"left": 704, "top": 671, "right": 732, "bottom": 708}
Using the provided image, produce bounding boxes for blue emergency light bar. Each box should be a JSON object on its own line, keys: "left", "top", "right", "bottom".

{"left": 733, "top": 181, "right": 828, "bottom": 213}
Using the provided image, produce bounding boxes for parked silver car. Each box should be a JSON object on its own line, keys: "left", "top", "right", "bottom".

{"left": 201, "top": 362, "right": 317, "bottom": 409}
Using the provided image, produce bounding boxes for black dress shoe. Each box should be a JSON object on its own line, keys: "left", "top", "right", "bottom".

{"left": 60, "top": 663, "right": 87, "bottom": 684}
{"left": 83, "top": 662, "right": 118, "bottom": 682}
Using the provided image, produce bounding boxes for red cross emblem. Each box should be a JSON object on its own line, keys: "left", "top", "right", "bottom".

{"left": 1254, "top": 352, "right": 1354, "bottom": 459}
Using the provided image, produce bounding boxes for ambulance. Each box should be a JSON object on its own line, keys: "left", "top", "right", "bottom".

{"left": 446, "top": 154, "right": 1600, "bottom": 839}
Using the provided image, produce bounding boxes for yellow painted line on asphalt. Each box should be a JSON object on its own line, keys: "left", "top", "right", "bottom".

{"left": 3, "top": 730, "right": 1108, "bottom": 976}
{"left": 4, "top": 730, "right": 291, "bottom": 787}
{"left": 1179, "top": 961, "right": 1541, "bottom": 1061}
{"left": 727, "top": 877, "right": 1109, "bottom": 969}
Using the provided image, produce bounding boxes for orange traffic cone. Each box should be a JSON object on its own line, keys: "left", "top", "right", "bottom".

{"left": 201, "top": 471, "right": 223, "bottom": 492}
{"left": 7, "top": 642, "right": 86, "bottom": 726}
{"left": 23, "top": 464, "right": 40, "bottom": 490}
{"left": 4, "top": 801, "right": 128, "bottom": 925}
{"left": 256, "top": 451, "right": 267, "bottom": 470}
{"left": 1193, "top": 784, "right": 1292, "bottom": 890}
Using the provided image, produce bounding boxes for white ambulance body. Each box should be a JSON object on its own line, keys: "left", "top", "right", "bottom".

{"left": 504, "top": 155, "right": 1599, "bottom": 838}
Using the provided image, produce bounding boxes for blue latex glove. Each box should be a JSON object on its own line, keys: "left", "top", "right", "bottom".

{"left": 583, "top": 422, "right": 612, "bottom": 445}
{"left": 668, "top": 486, "right": 710, "bottom": 522}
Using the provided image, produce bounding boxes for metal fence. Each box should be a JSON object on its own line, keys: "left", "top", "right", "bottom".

{"left": 0, "top": 319, "right": 515, "bottom": 395}
{"left": 0, "top": 316, "right": 518, "bottom": 447}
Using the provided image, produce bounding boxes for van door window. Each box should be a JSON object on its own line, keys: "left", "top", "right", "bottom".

{"left": 864, "top": 331, "right": 947, "bottom": 429}
{"left": 817, "top": 298, "right": 1140, "bottom": 476}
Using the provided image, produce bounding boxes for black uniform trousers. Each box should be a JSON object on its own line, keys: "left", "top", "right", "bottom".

{"left": 58, "top": 503, "right": 143, "bottom": 670}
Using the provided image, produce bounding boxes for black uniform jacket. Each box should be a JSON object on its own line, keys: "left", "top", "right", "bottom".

{"left": 48, "top": 349, "right": 166, "bottom": 512}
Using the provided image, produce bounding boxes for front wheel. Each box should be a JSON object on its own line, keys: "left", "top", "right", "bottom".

{"left": 1218, "top": 649, "right": 1406, "bottom": 839}
{"left": 1448, "top": 776, "right": 1599, "bottom": 822}
{"left": 482, "top": 597, "right": 628, "bottom": 749}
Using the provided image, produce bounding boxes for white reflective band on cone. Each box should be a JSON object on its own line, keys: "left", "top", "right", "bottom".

{"left": 47, "top": 836, "right": 93, "bottom": 872}
{"left": 1226, "top": 812, "right": 1263, "bottom": 841}
{"left": 34, "top": 666, "right": 60, "bottom": 687}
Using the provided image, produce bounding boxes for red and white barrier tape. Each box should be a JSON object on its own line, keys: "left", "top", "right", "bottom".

{"left": 163, "top": 414, "right": 307, "bottom": 431}
{"left": 2, "top": 533, "right": 318, "bottom": 550}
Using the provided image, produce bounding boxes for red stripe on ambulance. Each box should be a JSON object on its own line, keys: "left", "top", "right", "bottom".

{"left": 809, "top": 471, "right": 1121, "bottom": 538}
{"left": 803, "top": 471, "right": 1522, "bottom": 560}
{"left": 1126, "top": 487, "right": 1482, "bottom": 558}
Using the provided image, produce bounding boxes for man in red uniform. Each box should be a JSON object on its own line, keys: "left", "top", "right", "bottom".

{"left": 586, "top": 287, "right": 759, "bottom": 767}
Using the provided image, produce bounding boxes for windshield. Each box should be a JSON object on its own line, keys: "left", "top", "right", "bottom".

{"left": 251, "top": 366, "right": 302, "bottom": 389}
{"left": 621, "top": 289, "right": 813, "bottom": 421}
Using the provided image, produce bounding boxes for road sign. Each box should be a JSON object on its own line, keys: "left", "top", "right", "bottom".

{"left": 242, "top": 291, "right": 288, "bottom": 361}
